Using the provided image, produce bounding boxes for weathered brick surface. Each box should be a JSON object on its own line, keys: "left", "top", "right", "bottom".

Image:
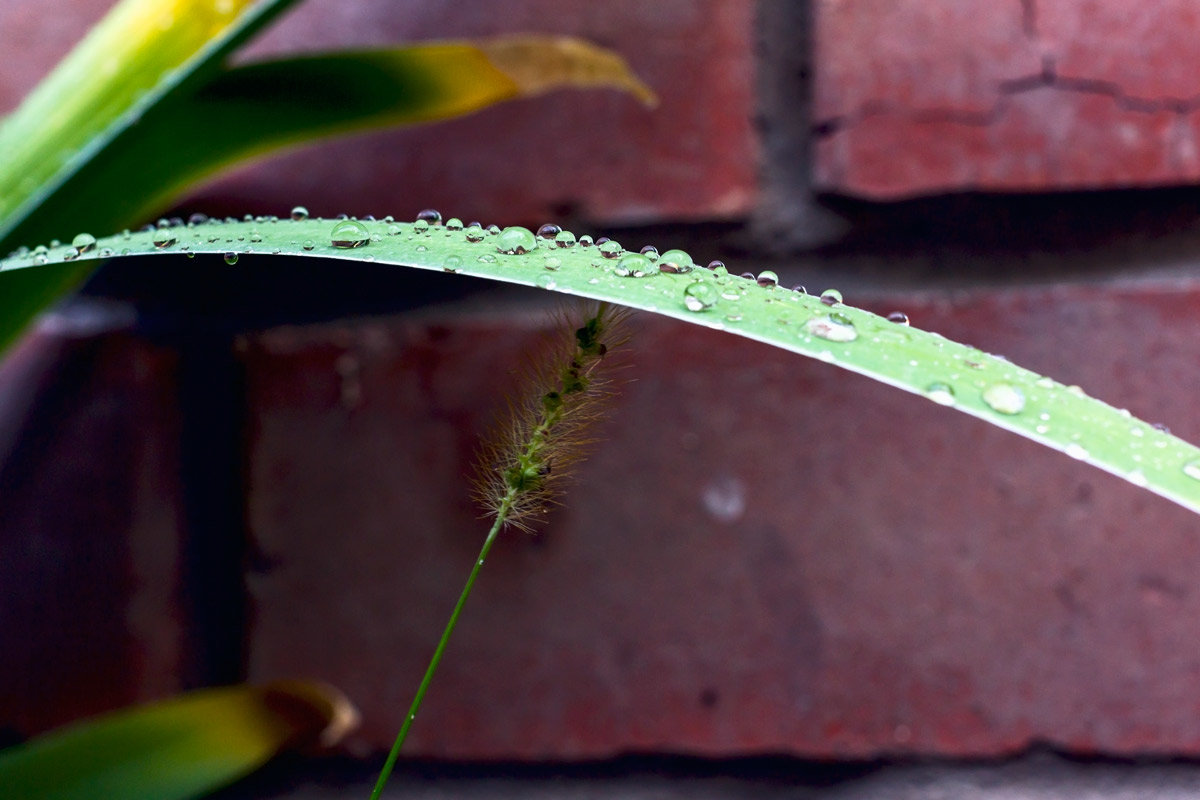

{"left": 241, "top": 280, "right": 1200, "bottom": 760}
{"left": 0, "top": 318, "right": 188, "bottom": 736}
{"left": 815, "top": 0, "right": 1200, "bottom": 197}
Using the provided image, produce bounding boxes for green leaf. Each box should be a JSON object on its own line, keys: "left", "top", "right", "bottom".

{"left": 4, "top": 217, "right": 1199, "bottom": 516}
{"left": 0, "top": 681, "right": 358, "bottom": 800}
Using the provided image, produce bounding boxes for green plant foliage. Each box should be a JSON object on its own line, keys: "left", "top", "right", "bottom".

{"left": 0, "top": 0, "right": 653, "bottom": 356}
{"left": 0, "top": 681, "right": 357, "bottom": 800}
{"left": 4, "top": 216, "right": 1199, "bottom": 515}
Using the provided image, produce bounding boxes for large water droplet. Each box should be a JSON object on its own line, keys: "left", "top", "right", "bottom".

{"left": 302, "top": 239, "right": 315, "bottom": 251}
{"left": 887, "top": 311, "right": 910, "bottom": 325}
{"left": 465, "top": 223, "right": 485, "bottom": 242}
{"left": 982, "top": 382, "right": 1025, "bottom": 415}
{"left": 496, "top": 226, "right": 537, "bottom": 254}
{"left": 443, "top": 254, "right": 463, "bottom": 273}
{"left": 819, "top": 288, "right": 843, "bottom": 306}
{"left": 598, "top": 240, "right": 623, "bottom": 259}
{"left": 615, "top": 252, "right": 653, "bottom": 277}
{"left": 330, "top": 220, "right": 370, "bottom": 248}
{"left": 555, "top": 230, "right": 577, "bottom": 248}
{"left": 290, "top": 205, "right": 309, "bottom": 221}
{"left": 756, "top": 270, "right": 779, "bottom": 288}
{"left": 805, "top": 313, "right": 858, "bottom": 342}
{"left": 543, "top": 255, "right": 562, "bottom": 271}
{"left": 578, "top": 234, "right": 594, "bottom": 247}
{"left": 224, "top": 251, "right": 239, "bottom": 265}
{"left": 683, "top": 282, "right": 717, "bottom": 311}
{"left": 1183, "top": 459, "right": 1200, "bottom": 481}
{"left": 446, "top": 218, "right": 464, "bottom": 231}
{"left": 152, "top": 230, "right": 176, "bottom": 249}
{"left": 926, "top": 382, "right": 956, "bottom": 406}
{"left": 537, "top": 223, "right": 561, "bottom": 239}
{"left": 658, "top": 249, "right": 694, "bottom": 274}
{"left": 416, "top": 208, "right": 442, "bottom": 226}
{"left": 71, "top": 232, "right": 96, "bottom": 253}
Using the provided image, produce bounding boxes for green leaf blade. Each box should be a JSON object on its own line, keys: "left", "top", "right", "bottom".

{"left": 0, "top": 681, "right": 357, "bottom": 800}
{"left": 4, "top": 217, "right": 1198, "bottom": 515}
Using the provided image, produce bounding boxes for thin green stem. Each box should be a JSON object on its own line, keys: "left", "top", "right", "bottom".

{"left": 368, "top": 491, "right": 515, "bottom": 800}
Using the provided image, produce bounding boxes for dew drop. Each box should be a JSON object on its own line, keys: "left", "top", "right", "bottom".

{"left": 1065, "top": 443, "right": 1089, "bottom": 461}
{"left": 543, "top": 255, "right": 562, "bottom": 271}
{"left": 706, "top": 259, "right": 725, "bottom": 271}
{"left": 71, "top": 232, "right": 96, "bottom": 253}
{"left": 805, "top": 313, "right": 858, "bottom": 342}
{"left": 792, "top": 285, "right": 808, "bottom": 294}
{"left": 496, "top": 226, "right": 537, "bottom": 255}
{"left": 819, "top": 288, "right": 842, "bottom": 306}
{"left": 537, "top": 274, "right": 558, "bottom": 289}
{"left": 756, "top": 270, "right": 779, "bottom": 288}
{"left": 486, "top": 224, "right": 501, "bottom": 235}
{"left": 443, "top": 254, "right": 463, "bottom": 273}
{"left": 386, "top": 224, "right": 401, "bottom": 236}
{"left": 926, "top": 382, "right": 956, "bottom": 406}
{"left": 537, "top": 223, "right": 561, "bottom": 239}
{"left": 224, "top": 251, "right": 239, "bottom": 265}
{"left": 658, "top": 249, "right": 694, "bottom": 274}
{"left": 302, "top": 239, "right": 315, "bottom": 251}
{"left": 290, "top": 205, "right": 309, "bottom": 221}
{"left": 330, "top": 220, "right": 370, "bottom": 248}
{"left": 465, "top": 223, "right": 485, "bottom": 242}
{"left": 478, "top": 254, "right": 497, "bottom": 263}
{"left": 982, "top": 382, "right": 1025, "bottom": 415}
{"left": 887, "top": 311, "right": 910, "bottom": 325}
{"left": 416, "top": 208, "right": 442, "bottom": 226}
{"left": 578, "top": 234, "right": 594, "bottom": 247}
{"left": 555, "top": 230, "right": 577, "bottom": 248}
{"left": 446, "top": 217, "right": 464, "bottom": 231}
{"left": 188, "top": 212, "right": 209, "bottom": 226}
{"left": 640, "top": 245, "right": 659, "bottom": 259}
{"left": 152, "top": 230, "right": 176, "bottom": 249}
{"left": 414, "top": 219, "right": 429, "bottom": 233}
{"left": 683, "top": 282, "right": 717, "bottom": 311}
{"left": 615, "top": 252, "right": 653, "bottom": 277}
{"left": 598, "top": 240, "right": 623, "bottom": 259}
{"left": 1184, "top": 459, "right": 1200, "bottom": 481}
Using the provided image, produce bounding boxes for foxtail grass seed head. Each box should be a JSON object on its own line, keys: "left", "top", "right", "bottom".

{"left": 473, "top": 302, "right": 628, "bottom": 531}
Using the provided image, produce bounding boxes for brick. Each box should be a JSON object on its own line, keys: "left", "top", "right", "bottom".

{"left": 814, "top": 0, "right": 1200, "bottom": 197}
{"left": 0, "top": 317, "right": 189, "bottom": 736}
{"left": 241, "top": 280, "right": 1200, "bottom": 760}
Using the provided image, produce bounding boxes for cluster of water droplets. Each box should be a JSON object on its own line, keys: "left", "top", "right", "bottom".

{"left": 5, "top": 206, "right": 1200, "bottom": 495}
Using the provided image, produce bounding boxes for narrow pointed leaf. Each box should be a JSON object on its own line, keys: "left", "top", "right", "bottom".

{"left": 3, "top": 218, "right": 1198, "bottom": 516}
{"left": 0, "top": 681, "right": 358, "bottom": 800}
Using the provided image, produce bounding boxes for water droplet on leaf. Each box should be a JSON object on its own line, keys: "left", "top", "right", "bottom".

{"left": 71, "top": 232, "right": 96, "bottom": 253}
{"left": 615, "top": 253, "right": 653, "bottom": 277}
{"left": 926, "top": 382, "right": 956, "bottom": 406}
{"left": 887, "top": 311, "right": 910, "bottom": 325}
{"left": 658, "top": 249, "right": 694, "bottom": 274}
{"left": 982, "top": 382, "right": 1025, "bottom": 415}
{"left": 446, "top": 218, "right": 463, "bottom": 231}
{"left": 683, "top": 282, "right": 717, "bottom": 311}
{"left": 496, "top": 226, "right": 537, "bottom": 254}
{"left": 555, "top": 230, "right": 577, "bottom": 248}
{"left": 290, "top": 205, "right": 309, "bottom": 221}
{"left": 756, "top": 270, "right": 779, "bottom": 288}
{"left": 465, "top": 223, "right": 485, "bottom": 242}
{"left": 820, "top": 288, "right": 842, "bottom": 306}
{"left": 805, "top": 313, "right": 858, "bottom": 342}
{"left": 416, "top": 209, "right": 442, "bottom": 226}
{"left": 330, "top": 220, "right": 370, "bottom": 248}
{"left": 224, "top": 251, "right": 238, "bottom": 265}
{"left": 152, "top": 230, "right": 176, "bottom": 249}
{"left": 537, "top": 223, "right": 561, "bottom": 239}
{"left": 598, "top": 240, "right": 623, "bottom": 259}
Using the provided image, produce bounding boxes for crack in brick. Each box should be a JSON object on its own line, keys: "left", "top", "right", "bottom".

{"left": 815, "top": 63, "right": 1200, "bottom": 138}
